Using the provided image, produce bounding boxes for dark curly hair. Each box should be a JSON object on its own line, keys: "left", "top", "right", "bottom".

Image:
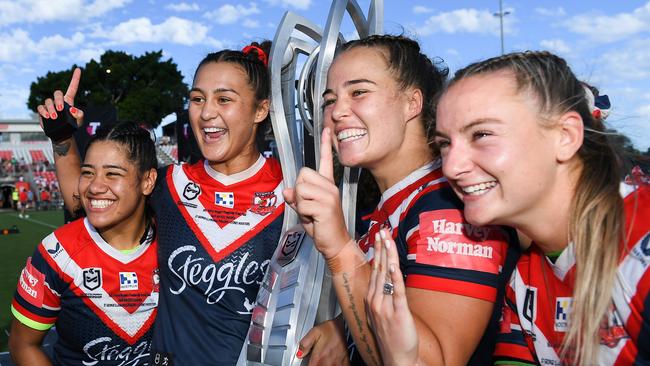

{"left": 74, "top": 121, "right": 157, "bottom": 221}
{"left": 195, "top": 41, "right": 272, "bottom": 151}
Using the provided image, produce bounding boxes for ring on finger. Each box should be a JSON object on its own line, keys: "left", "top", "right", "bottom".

{"left": 383, "top": 282, "right": 394, "bottom": 295}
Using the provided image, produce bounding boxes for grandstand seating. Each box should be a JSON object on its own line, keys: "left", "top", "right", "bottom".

{"left": 33, "top": 171, "right": 58, "bottom": 187}
{"left": 30, "top": 149, "right": 47, "bottom": 162}
{"left": 0, "top": 150, "right": 12, "bottom": 160}
{"left": 158, "top": 144, "right": 178, "bottom": 164}
{"left": 0, "top": 143, "right": 53, "bottom": 164}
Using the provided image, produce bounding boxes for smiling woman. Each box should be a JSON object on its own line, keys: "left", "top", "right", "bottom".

{"left": 435, "top": 51, "right": 650, "bottom": 366}
{"left": 285, "top": 34, "right": 520, "bottom": 366}
{"left": 38, "top": 40, "right": 285, "bottom": 365}
{"left": 9, "top": 122, "right": 159, "bottom": 366}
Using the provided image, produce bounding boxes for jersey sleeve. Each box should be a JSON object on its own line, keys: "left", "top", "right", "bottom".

{"left": 493, "top": 285, "right": 537, "bottom": 365}
{"left": 402, "top": 186, "right": 513, "bottom": 302}
{"left": 11, "top": 240, "right": 65, "bottom": 331}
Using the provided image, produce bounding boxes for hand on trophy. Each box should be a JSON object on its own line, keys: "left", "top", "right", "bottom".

{"left": 366, "top": 229, "right": 419, "bottom": 366}
{"left": 283, "top": 127, "right": 351, "bottom": 259}
{"left": 296, "top": 317, "right": 350, "bottom": 366}
{"left": 36, "top": 67, "right": 85, "bottom": 142}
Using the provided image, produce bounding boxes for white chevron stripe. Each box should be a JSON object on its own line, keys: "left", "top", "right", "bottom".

{"left": 42, "top": 231, "right": 157, "bottom": 338}
{"left": 170, "top": 163, "right": 284, "bottom": 253}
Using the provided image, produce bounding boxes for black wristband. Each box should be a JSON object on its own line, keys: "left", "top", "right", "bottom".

{"left": 42, "top": 101, "right": 78, "bottom": 143}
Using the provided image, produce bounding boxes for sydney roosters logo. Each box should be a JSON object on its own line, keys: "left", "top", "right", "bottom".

{"left": 251, "top": 191, "right": 277, "bottom": 215}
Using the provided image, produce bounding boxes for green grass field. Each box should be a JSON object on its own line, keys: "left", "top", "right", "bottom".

{"left": 0, "top": 209, "right": 64, "bottom": 352}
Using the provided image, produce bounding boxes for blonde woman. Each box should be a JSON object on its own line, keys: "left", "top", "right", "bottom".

{"left": 433, "top": 51, "right": 650, "bottom": 365}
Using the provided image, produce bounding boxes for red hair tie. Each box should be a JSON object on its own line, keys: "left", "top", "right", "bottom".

{"left": 242, "top": 45, "right": 268, "bottom": 66}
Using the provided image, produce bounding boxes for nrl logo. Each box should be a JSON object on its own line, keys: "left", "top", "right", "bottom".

{"left": 82, "top": 268, "right": 102, "bottom": 291}
{"left": 278, "top": 231, "right": 305, "bottom": 267}
{"left": 183, "top": 182, "right": 201, "bottom": 201}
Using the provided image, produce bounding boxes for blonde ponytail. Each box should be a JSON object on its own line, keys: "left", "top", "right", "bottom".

{"left": 450, "top": 52, "right": 625, "bottom": 365}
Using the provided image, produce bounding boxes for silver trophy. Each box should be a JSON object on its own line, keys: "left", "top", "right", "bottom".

{"left": 239, "top": 1, "right": 383, "bottom": 365}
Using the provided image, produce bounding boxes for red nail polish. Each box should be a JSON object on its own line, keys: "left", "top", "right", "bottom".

{"left": 52, "top": 112, "right": 58, "bottom": 119}
{"left": 70, "top": 107, "right": 77, "bottom": 114}
{"left": 296, "top": 349, "right": 303, "bottom": 358}
{"left": 44, "top": 113, "right": 50, "bottom": 119}
{"left": 56, "top": 104, "right": 63, "bottom": 111}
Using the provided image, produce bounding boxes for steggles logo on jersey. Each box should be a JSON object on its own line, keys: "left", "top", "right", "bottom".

{"left": 250, "top": 191, "right": 277, "bottom": 215}
{"left": 168, "top": 245, "right": 270, "bottom": 309}
{"left": 183, "top": 182, "right": 201, "bottom": 201}
{"left": 215, "top": 192, "right": 235, "bottom": 209}
{"left": 82, "top": 336, "right": 150, "bottom": 366}
{"left": 83, "top": 268, "right": 102, "bottom": 291}
{"left": 119, "top": 272, "right": 139, "bottom": 291}
{"left": 554, "top": 297, "right": 572, "bottom": 332}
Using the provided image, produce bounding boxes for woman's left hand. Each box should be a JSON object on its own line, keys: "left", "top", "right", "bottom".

{"left": 366, "top": 229, "right": 419, "bottom": 366}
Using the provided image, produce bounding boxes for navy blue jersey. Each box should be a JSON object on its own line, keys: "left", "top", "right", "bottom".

{"left": 150, "top": 156, "right": 284, "bottom": 365}
{"left": 348, "top": 160, "right": 520, "bottom": 365}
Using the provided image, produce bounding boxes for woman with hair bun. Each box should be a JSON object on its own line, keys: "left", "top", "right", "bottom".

{"left": 286, "top": 34, "right": 520, "bottom": 365}
{"left": 40, "top": 41, "right": 285, "bottom": 365}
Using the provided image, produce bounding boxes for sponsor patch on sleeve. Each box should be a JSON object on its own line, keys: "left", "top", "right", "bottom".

{"left": 17, "top": 257, "right": 46, "bottom": 308}
{"left": 415, "top": 210, "right": 505, "bottom": 274}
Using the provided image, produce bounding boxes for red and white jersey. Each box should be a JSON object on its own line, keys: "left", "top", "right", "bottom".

{"left": 350, "top": 160, "right": 520, "bottom": 365}
{"left": 12, "top": 218, "right": 158, "bottom": 366}
{"left": 494, "top": 185, "right": 650, "bottom": 365}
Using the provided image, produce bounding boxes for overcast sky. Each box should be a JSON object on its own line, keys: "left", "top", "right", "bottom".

{"left": 0, "top": 0, "right": 648, "bottom": 150}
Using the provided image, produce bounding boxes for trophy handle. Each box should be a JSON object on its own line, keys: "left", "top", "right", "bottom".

{"left": 239, "top": 2, "right": 383, "bottom": 365}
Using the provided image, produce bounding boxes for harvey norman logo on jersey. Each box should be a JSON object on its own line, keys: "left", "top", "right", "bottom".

{"left": 417, "top": 210, "right": 505, "bottom": 274}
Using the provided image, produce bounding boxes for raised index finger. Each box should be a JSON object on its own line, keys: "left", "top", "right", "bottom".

{"left": 64, "top": 67, "right": 81, "bottom": 105}
{"left": 317, "top": 127, "right": 335, "bottom": 182}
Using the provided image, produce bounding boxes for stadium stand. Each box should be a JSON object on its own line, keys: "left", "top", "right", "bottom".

{"left": 29, "top": 149, "right": 47, "bottom": 162}
{"left": 157, "top": 144, "right": 178, "bottom": 165}
{"left": 0, "top": 150, "right": 12, "bottom": 160}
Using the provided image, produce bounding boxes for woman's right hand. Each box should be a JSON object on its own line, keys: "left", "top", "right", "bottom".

{"left": 36, "top": 67, "right": 85, "bottom": 135}
{"left": 296, "top": 317, "right": 351, "bottom": 366}
{"left": 283, "top": 128, "right": 351, "bottom": 259}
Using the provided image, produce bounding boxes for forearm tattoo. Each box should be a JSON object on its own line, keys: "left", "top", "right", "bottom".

{"left": 53, "top": 141, "right": 72, "bottom": 157}
{"left": 342, "top": 273, "right": 379, "bottom": 365}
